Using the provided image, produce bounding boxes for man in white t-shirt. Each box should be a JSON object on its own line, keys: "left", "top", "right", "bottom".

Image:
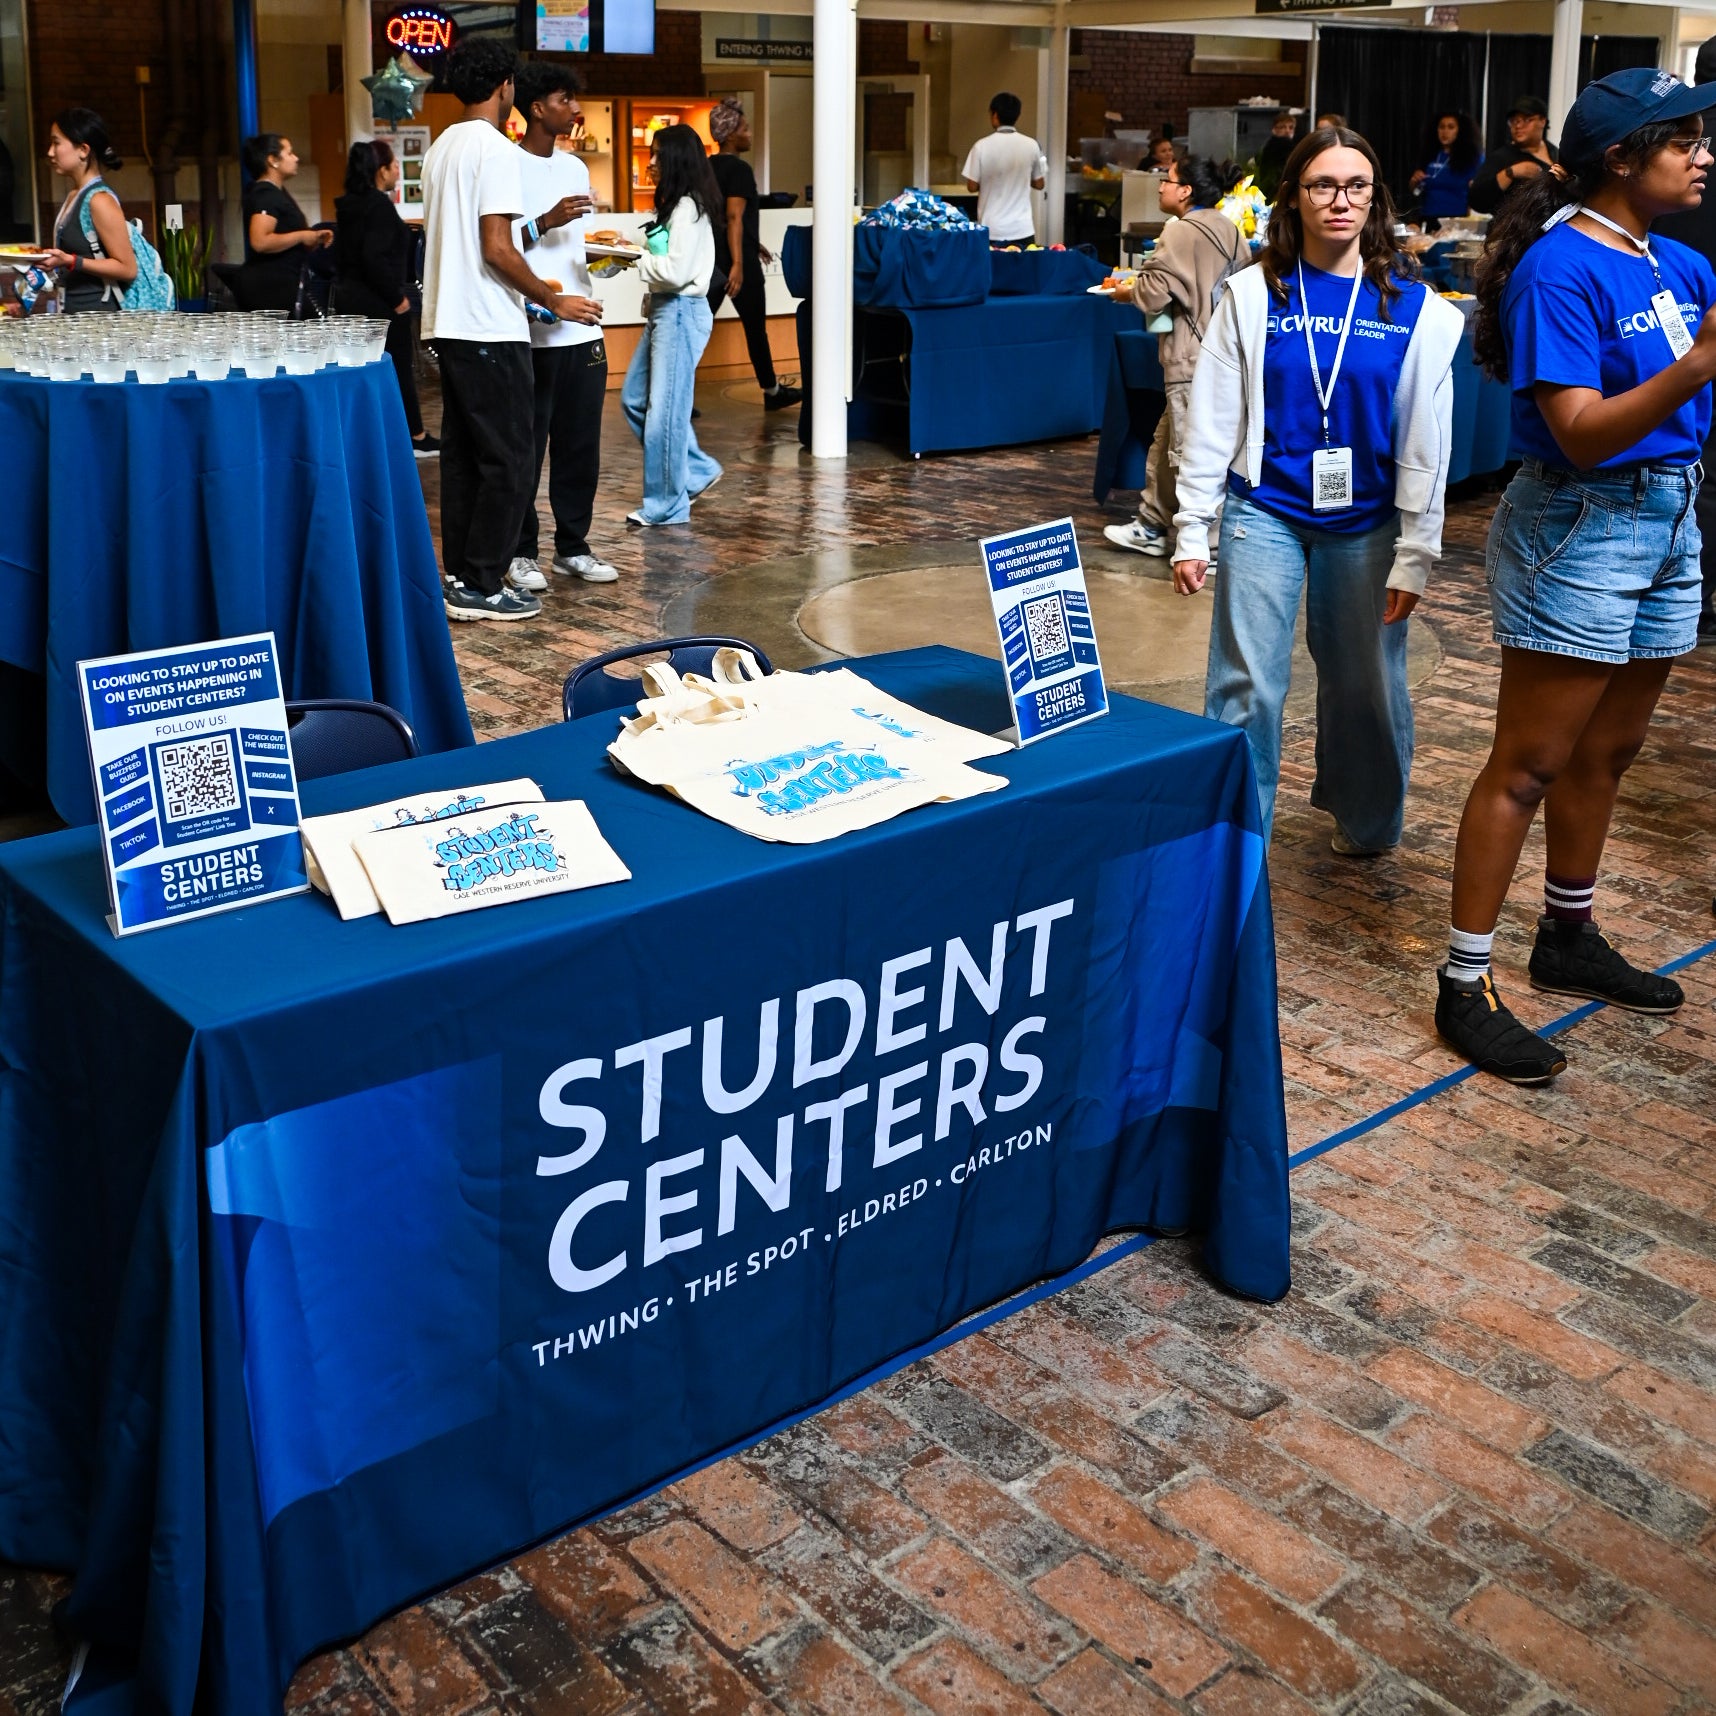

{"left": 509, "top": 60, "right": 617, "bottom": 589}
{"left": 961, "top": 92, "right": 1047, "bottom": 245}
{"left": 422, "top": 37, "right": 595, "bottom": 622}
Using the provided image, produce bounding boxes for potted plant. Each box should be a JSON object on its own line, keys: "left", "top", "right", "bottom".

{"left": 160, "top": 225, "right": 213, "bottom": 312}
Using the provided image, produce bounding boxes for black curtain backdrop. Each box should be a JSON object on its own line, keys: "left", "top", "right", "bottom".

{"left": 1317, "top": 28, "right": 1487, "bottom": 206}
{"left": 1320, "top": 27, "right": 1665, "bottom": 204}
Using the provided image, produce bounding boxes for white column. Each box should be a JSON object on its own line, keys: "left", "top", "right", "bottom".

{"left": 1548, "top": 0, "right": 1584, "bottom": 137}
{"left": 810, "top": 0, "right": 856, "bottom": 457}
{"left": 1045, "top": 12, "right": 1070, "bottom": 246}
{"left": 344, "top": 0, "right": 374, "bottom": 155}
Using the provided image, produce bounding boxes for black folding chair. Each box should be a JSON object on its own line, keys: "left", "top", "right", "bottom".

{"left": 562, "top": 637, "right": 773, "bottom": 721}
{"left": 286, "top": 698, "right": 418, "bottom": 782}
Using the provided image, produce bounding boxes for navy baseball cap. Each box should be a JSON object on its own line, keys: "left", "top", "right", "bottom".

{"left": 1560, "top": 67, "right": 1716, "bottom": 166}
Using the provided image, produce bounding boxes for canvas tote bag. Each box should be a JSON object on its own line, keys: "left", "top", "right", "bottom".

{"left": 609, "top": 659, "right": 1007, "bottom": 844}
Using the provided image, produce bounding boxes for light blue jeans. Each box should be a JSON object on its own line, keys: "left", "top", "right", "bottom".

{"left": 621, "top": 293, "right": 721, "bottom": 524}
{"left": 1206, "top": 491, "right": 1413, "bottom": 850}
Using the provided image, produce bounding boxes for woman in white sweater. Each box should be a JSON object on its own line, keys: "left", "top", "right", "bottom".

{"left": 622, "top": 123, "right": 723, "bottom": 525}
{"left": 1172, "top": 125, "right": 1463, "bottom": 854}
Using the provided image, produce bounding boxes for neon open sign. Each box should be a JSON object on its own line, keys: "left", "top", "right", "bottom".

{"left": 386, "top": 6, "right": 457, "bottom": 55}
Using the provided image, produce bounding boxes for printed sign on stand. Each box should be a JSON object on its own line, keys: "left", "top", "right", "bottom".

{"left": 979, "top": 517, "right": 1108, "bottom": 744}
{"left": 78, "top": 633, "right": 309, "bottom": 936}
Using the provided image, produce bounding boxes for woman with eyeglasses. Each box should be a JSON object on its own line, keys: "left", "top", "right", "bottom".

{"left": 1437, "top": 71, "right": 1716, "bottom": 1084}
{"left": 1104, "top": 154, "right": 1248, "bottom": 559}
{"left": 1171, "top": 124, "right": 1464, "bottom": 855}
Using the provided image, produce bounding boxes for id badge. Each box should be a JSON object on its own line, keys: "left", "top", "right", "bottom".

{"left": 1652, "top": 289, "right": 1695, "bottom": 360}
{"left": 1312, "top": 445, "right": 1355, "bottom": 512}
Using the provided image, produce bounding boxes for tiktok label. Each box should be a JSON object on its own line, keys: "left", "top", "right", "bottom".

{"left": 980, "top": 518, "right": 1108, "bottom": 745}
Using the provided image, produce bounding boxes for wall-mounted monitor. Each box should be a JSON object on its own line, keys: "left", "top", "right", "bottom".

{"left": 536, "top": 0, "right": 654, "bottom": 55}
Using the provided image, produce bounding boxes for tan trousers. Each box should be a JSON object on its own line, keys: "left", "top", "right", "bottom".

{"left": 1138, "top": 379, "right": 1193, "bottom": 536}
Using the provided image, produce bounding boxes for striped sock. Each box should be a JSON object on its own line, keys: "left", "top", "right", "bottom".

{"left": 1446, "top": 926, "right": 1494, "bottom": 984}
{"left": 1544, "top": 871, "right": 1596, "bottom": 923}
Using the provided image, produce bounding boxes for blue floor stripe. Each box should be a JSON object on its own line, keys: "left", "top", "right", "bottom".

{"left": 569, "top": 931, "right": 1716, "bottom": 1536}
{"left": 1287, "top": 932, "right": 1716, "bottom": 1171}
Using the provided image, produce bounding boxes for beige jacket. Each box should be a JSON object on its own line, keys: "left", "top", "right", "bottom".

{"left": 1131, "top": 208, "right": 1249, "bottom": 384}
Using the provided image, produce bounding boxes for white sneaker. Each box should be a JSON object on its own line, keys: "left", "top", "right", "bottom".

{"left": 553, "top": 553, "right": 620, "bottom": 584}
{"left": 1103, "top": 521, "right": 1168, "bottom": 557}
{"left": 690, "top": 473, "right": 722, "bottom": 505}
{"left": 507, "top": 556, "right": 548, "bottom": 593}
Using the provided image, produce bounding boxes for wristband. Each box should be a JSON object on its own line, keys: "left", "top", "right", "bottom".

{"left": 71, "top": 255, "right": 83, "bottom": 273}
{"left": 526, "top": 218, "right": 541, "bottom": 244}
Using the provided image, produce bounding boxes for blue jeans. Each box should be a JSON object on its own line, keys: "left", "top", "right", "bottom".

{"left": 1487, "top": 460, "right": 1702, "bottom": 663}
{"left": 621, "top": 293, "right": 721, "bottom": 524}
{"left": 1206, "top": 491, "right": 1413, "bottom": 850}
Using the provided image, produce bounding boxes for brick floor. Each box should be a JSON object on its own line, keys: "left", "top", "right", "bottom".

{"left": 3, "top": 376, "right": 1713, "bottom": 1716}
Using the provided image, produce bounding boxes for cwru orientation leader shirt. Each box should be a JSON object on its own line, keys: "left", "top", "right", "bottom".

{"left": 1229, "top": 261, "right": 1424, "bottom": 534}
{"left": 1504, "top": 219, "right": 1716, "bottom": 469}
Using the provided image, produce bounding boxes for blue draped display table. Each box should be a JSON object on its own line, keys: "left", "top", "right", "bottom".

{"left": 0, "top": 363, "right": 473, "bottom": 822}
{"left": 0, "top": 646, "right": 1289, "bottom": 1716}
{"left": 800, "top": 294, "right": 1144, "bottom": 457}
{"left": 1093, "top": 328, "right": 1167, "bottom": 504}
{"left": 988, "top": 247, "right": 1110, "bottom": 296}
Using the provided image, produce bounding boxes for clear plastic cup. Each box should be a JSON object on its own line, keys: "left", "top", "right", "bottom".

{"left": 133, "top": 337, "right": 171, "bottom": 385}
{"left": 90, "top": 335, "right": 126, "bottom": 383}
{"left": 277, "top": 325, "right": 312, "bottom": 375}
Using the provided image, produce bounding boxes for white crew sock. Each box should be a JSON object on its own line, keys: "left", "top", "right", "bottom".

{"left": 1446, "top": 926, "right": 1494, "bottom": 984}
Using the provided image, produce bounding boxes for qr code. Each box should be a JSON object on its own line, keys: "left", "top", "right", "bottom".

{"left": 1023, "top": 594, "right": 1069, "bottom": 662}
{"left": 159, "top": 734, "right": 240, "bottom": 822}
{"left": 1316, "top": 466, "right": 1348, "bottom": 506}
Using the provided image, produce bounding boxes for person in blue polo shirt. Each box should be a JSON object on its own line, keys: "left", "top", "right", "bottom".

{"left": 1171, "top": 123, "right": 1464, "bottom": 856}
{"left": 1437, "top": 68, "right": 1716, "bottom": 1084}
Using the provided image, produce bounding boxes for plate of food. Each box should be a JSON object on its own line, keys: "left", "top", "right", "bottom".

{"left": 0, "top": 245, "right": 51, "bottom": 266}
{"left": 1088, "top": 272, "right": 1137, "bottom": 296}
{"left": 584, "top": 229, "right": 643, "bottom": 260}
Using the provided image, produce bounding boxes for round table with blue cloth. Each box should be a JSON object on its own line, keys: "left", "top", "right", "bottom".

{"left": 0, "top": 361, "right": 473, "bottom": 824}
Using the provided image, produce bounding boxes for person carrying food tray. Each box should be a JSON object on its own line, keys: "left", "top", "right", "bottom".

{"left": 1103, "top": 154, "right": 1248, "bottom": 561}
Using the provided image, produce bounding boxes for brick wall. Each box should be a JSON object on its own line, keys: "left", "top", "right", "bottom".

{"left": 1068, "top": 31, "right": 1303, "bottom": 146}
{"left": 27, "top": 0, "right": 172, "bottom": 169}
{"left": 858, "top": 22, "right": 918, "bottom": 79}
{"left": 26, "top": 0, "right": 228, "bottom": 234}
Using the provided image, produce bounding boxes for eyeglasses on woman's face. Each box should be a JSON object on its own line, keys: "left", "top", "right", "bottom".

{"left": 1299, "top": 177, "right": 1374, "bottom": 207}
{"left": 1664, "top": 135, "right": 1714, "bottom": 160}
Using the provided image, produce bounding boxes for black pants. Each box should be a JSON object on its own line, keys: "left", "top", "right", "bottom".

{"left": 386, "top": 311, "right": 424, "bottom": 438}
{"left": 436, "top": 338, "right": 535, "bottom": 598}
{"left": 516, "top": 341, "right": 608, "bottom": 561}
{"left": 709, "top": 260, "right": 776, "bottom": 392}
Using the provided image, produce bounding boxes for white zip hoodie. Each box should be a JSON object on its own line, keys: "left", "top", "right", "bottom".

{"left": 1171, "top": 264, "right": 1465, "bottom": 594}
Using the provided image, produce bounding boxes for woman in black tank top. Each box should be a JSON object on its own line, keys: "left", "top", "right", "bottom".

{"left": 41, "top": 108, "right": 136, "bottom": 313}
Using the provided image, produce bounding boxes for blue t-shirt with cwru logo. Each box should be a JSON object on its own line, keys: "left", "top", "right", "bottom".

{"left": 1504, "top": 220, "right": 1716, "bottom": 469}
{"left": 1229, "top": 261, "right": 1425, "bottom": 534}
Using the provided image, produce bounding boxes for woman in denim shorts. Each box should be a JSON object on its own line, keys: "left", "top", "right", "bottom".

{"left": 1437, "top": 69, "right": 1716, "bottom": 1083}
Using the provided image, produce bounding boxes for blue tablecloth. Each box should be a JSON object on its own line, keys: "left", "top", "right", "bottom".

{"left": 988, "top": 247, "right": 1109, "bottom": 296}
{"left": 1093, "top": 328, "right": 1166, "bottom": 503}
{"left": 803, "top": 294, "right": 1143, "bottom": 456}
{"left": 0, "top": 645, "right": 1289, "bottom": 1716}
{"left": 0, "top": 363, "right": 473, "bottom": 823}
{"left": 853, "top": 224, "right": 992, "bottom": 308}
